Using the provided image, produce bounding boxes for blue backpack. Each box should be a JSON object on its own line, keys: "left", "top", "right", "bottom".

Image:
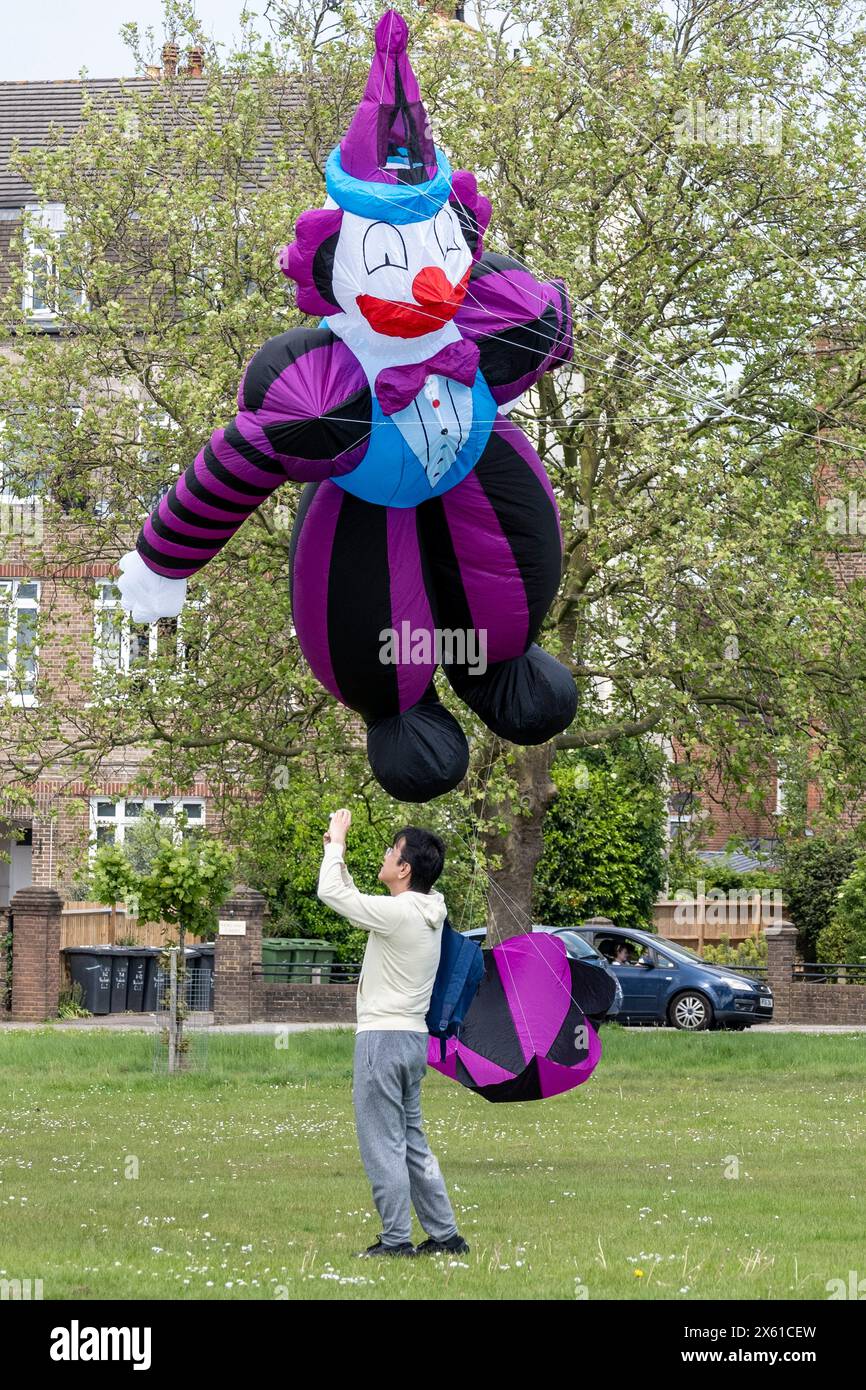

{"left": 426, "top": 917, "right": 485, "bottom": 1062}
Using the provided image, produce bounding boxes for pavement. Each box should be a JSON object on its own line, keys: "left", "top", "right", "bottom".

{"left": 0, "top": 1017, "right": 864, "bottom": 1035}
{"left": 0, "top": 1014, "right": 350, "bottom": 1033}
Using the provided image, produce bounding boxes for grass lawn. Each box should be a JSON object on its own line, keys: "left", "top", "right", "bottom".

{"left": 0, "top": 1025, "right": 864, "bottom": 1300}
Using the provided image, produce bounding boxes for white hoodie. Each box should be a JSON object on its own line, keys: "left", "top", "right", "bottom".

{"left": 317, "top": 842, "right": 447, "bottom": 1033}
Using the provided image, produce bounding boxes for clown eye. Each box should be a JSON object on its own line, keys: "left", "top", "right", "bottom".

{"left": 434, "top": 209, "right": 461, "bottom": 257}
{"left": 362, "top": 222, "right": 408, "bottom": 274}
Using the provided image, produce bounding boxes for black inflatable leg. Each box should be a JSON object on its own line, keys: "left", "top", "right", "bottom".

{"left": 366, "top": 682, "right": 470, "bottom": 802}
{"left": 446, "top": 643, "right": 577, "bottom": 745}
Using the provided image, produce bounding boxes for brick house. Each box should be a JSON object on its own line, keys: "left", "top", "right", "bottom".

{"left": 0, "top": 50, "right": 304, "bottom": 904}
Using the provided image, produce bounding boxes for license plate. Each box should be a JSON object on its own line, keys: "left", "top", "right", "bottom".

{"left": 759, "top": 997, "right": 773, "bottom": 1008}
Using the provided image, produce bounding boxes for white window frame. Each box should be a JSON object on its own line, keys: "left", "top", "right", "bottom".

{"left": 1, "top": 402, "right": 84, "bottom": 507}
{"left": 93, "top": 578, "right": 204, "bottom": 677}
{"left": 22, "top": 203, "right": 87, "bottom": 320}
{"left": 89, "top": 796, "right": 206, "bottom": 857}
{"left": 774, "top": 775, "right": 786, "bottom": 816}
{"left": 0, "top": 411, "right": 48, "bottom": 503}
{"left": 138, "top": 401, "right": 180, "bottom": 512}
{"left": 0, "top": 578, "right": 39, "bottom": 707}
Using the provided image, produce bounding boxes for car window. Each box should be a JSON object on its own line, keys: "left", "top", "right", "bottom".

{"left": 556, "top": 931, "right": 601, "bottom": 960}
{"left": 597, "top": 935, "right": 657, "bottom": 965}
{"left": 652, "top": 948, "right": 678, "bottom": 967}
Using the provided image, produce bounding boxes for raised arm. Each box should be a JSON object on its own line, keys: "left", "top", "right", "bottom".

{"left": 317, "top": 842, "right": 406, "bottom": 935}
{"left": 135, "top": 328, "right": 372, "bottom": 580}
{"left": 454, "top": 251, "right": 573, "bottom": 407}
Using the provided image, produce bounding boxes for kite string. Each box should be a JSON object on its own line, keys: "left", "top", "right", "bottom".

{"left": 454, "top": 762, "right": 543, "bottom": 1058}
{"left": 352, "top": 170, "right": 759, "bottom": 423}
{"left": 450, "top": 823, "right": 604, "bottom": 1038}
{"left": 355, "top": 157, "right": 865, "bottom": 451}
{"left": 457, "top": 733, "right": 497, "bottom": 932}
{"left": 463, "top": 733, "right": 500, "bottom": 935}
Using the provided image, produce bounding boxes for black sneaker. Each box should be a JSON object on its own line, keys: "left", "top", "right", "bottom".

{"left": 414, "top": 1233, "right": 470, "bottom": 1256}
{"left": 357, "top": 1237, "right": 417, "bottom": 1258}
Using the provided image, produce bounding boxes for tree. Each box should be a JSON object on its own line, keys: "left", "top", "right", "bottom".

{"left": 817, "top": 857, "right": 866, "bottom": 968}
{"left": 91, "top": 826, "right": 234, "bottom": 1069}
{"left": 782, "top": 833, "right": 861, "bottom": 957}
{"left": 533, "top": 741, "right": 667, "bottom": 930}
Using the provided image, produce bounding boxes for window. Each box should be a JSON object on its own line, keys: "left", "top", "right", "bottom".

{"left": 597, "top": 935, "right": 660, "bottom": 967}
{"left": 22, "top": 203, "right": 87, "bottom": 320}
{"left": 138, "top": 403, "right": 180, "bottom": 512}
{"left": 89, "top": 796, "right": 206, "bottom": 854}
{"left": 0, "top": 411, "right": 50, "bottom": 501}
{"left": 668, "top": 790, "right": 694, "bottom": 841}
{"left": 0, "top": 579, "right": 39, "bottom": 706}
{"left": 774, "top": 776, "right": 786, "bottom": 816}
{"left": 1, "top": 402, "right": 95, "bottom": 518}
{"left": 93, "top": 579, "right": 204, "bottom": 677}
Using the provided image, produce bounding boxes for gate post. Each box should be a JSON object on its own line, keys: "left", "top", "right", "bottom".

{"left": 764, "top": 920, "right": 797, "bottom": 1024}
{"left": 9, "top": 886, "right": 64, "bottom": 1021}
{"left": 213, "top": 885, "right": 267, "bottom": 1025}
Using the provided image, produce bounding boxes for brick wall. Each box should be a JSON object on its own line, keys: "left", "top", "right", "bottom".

{"left": 0, "top": 908, "right": 9, "bottom": 1016}
{"left": 213, "top": 885, "right": 266, "bottom": 1025}
{"left": 9, "top": 885, "right": 62, "bottom": 1020}
{"left": 781, "top": 983, "right": 866, "bottom": 1025}
{"left": 259, "top": 983, "right": 356, "bottom": 1023}
{"left": 764, "top": 922, "right": 866, "bottom": 1024}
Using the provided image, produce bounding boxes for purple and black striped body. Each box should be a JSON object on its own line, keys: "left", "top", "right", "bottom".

{"left": 135, "top": 251, "right": 577, "bottom": 801}
{"left": 429, "top": 934, "right": 616, "bottom": 1102}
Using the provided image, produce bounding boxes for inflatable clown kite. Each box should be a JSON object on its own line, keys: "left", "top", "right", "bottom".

{"left": 117, "top": 9, "right": 577, "bottom": 802}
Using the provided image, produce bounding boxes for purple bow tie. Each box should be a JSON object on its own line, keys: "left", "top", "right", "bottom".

{"left": 374, "top": 339, "right": 480, "bottom": 416}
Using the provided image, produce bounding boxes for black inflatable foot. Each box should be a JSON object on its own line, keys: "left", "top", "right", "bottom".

{"left": 366, "top": 689, "right": 469, "bottom": 802}
{"left": 446, "top": 643, "right": 577, "bottom": 744}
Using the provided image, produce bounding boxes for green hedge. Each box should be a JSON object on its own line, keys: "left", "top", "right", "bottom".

{"left": 780, "top": 835, "right": 859, "bottom": 959}
{"left": 533, "top": 741, "right": 667, "bottom": 931}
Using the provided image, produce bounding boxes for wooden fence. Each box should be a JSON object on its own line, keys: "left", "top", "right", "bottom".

{"left": 652, "top": 893, "right": 788, "bottom": 950}
{"left": 60, "top": 902, "right": 206, "bottom": 949}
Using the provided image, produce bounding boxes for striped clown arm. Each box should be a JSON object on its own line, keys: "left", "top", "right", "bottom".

{"left": 135, "top": 328, "right": 372, "bottom": 580}
{"left": 453, "top": 252, "right": 573, "bottom": 409}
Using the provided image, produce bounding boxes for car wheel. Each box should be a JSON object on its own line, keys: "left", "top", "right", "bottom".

{"left": 669, "top": 991, "right": 713, "bottom": 1031}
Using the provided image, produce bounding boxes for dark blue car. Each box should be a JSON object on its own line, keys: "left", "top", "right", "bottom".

{"left": 563, "top": 923, "right": 774, "bottom": 1030}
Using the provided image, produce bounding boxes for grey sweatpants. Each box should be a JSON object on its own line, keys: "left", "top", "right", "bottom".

{"left": 352, "top": 1029, "right": 459, "bottom": 1248}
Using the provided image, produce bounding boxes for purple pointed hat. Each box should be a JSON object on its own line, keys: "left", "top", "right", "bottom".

{"left": 340, "top": 9, "right": 437, "bottom": 186}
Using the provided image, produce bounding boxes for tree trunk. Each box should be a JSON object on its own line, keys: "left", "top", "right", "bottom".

{"left": 175, "top": 920, "right": 187, "bottom": 1071}
{"left": 481, "top": 743, "right": 559, "bottom": 944}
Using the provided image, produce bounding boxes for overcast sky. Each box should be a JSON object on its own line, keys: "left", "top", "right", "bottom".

{"left": 0, "top": 3, "right": 494, "bottom": 82}
{"left": 0, "top": 1, "right": 275, "bottom": 81}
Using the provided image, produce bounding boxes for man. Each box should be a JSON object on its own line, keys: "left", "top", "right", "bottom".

{"left": 317, "top": 808, "right": 469, "bottom": 1259}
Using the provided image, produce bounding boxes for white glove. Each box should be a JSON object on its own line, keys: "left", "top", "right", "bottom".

{"left": 116, "top": 549, "right": 187, "bottom": 623}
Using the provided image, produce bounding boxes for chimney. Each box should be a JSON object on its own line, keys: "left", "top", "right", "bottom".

{"left": 162, "top": 42, "right": 179, "bottom": 78}
{"left": 187, "top": 46, "right": 204, "bottom": 78}
{"left": 145, "top": 64, "right": 161, "bottom": 80}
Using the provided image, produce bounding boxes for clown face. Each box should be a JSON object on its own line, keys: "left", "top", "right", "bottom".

{"left": 329, "top": 204, "right": 474, "bottom": 340}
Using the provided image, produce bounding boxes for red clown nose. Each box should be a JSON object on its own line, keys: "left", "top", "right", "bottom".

{"left": 412, "top": 265, "right": 454, "bottom": 305}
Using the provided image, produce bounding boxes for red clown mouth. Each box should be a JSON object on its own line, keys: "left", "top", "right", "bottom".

{"left": 356, "top": 265, "right": 471, "bottom": 338}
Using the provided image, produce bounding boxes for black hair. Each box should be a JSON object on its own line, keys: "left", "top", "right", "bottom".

{"left": 391, "top": 826, "right": 445, "bottom": 894}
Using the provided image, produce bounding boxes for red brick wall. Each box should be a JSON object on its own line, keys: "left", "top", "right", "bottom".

{"left": 259, "top": 984, "right": 356, "bottom": 1023}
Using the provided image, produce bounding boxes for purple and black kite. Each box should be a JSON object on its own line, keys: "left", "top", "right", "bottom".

{"left": 117, "top": 8, "right": 577, "bottom": 803}
{"left": 430, "top": 934, "right": 616, "bottom": 1103}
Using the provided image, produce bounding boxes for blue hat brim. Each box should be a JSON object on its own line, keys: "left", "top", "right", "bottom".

{"left": 325, "top": 145, "right": 453, "bottom": 224}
